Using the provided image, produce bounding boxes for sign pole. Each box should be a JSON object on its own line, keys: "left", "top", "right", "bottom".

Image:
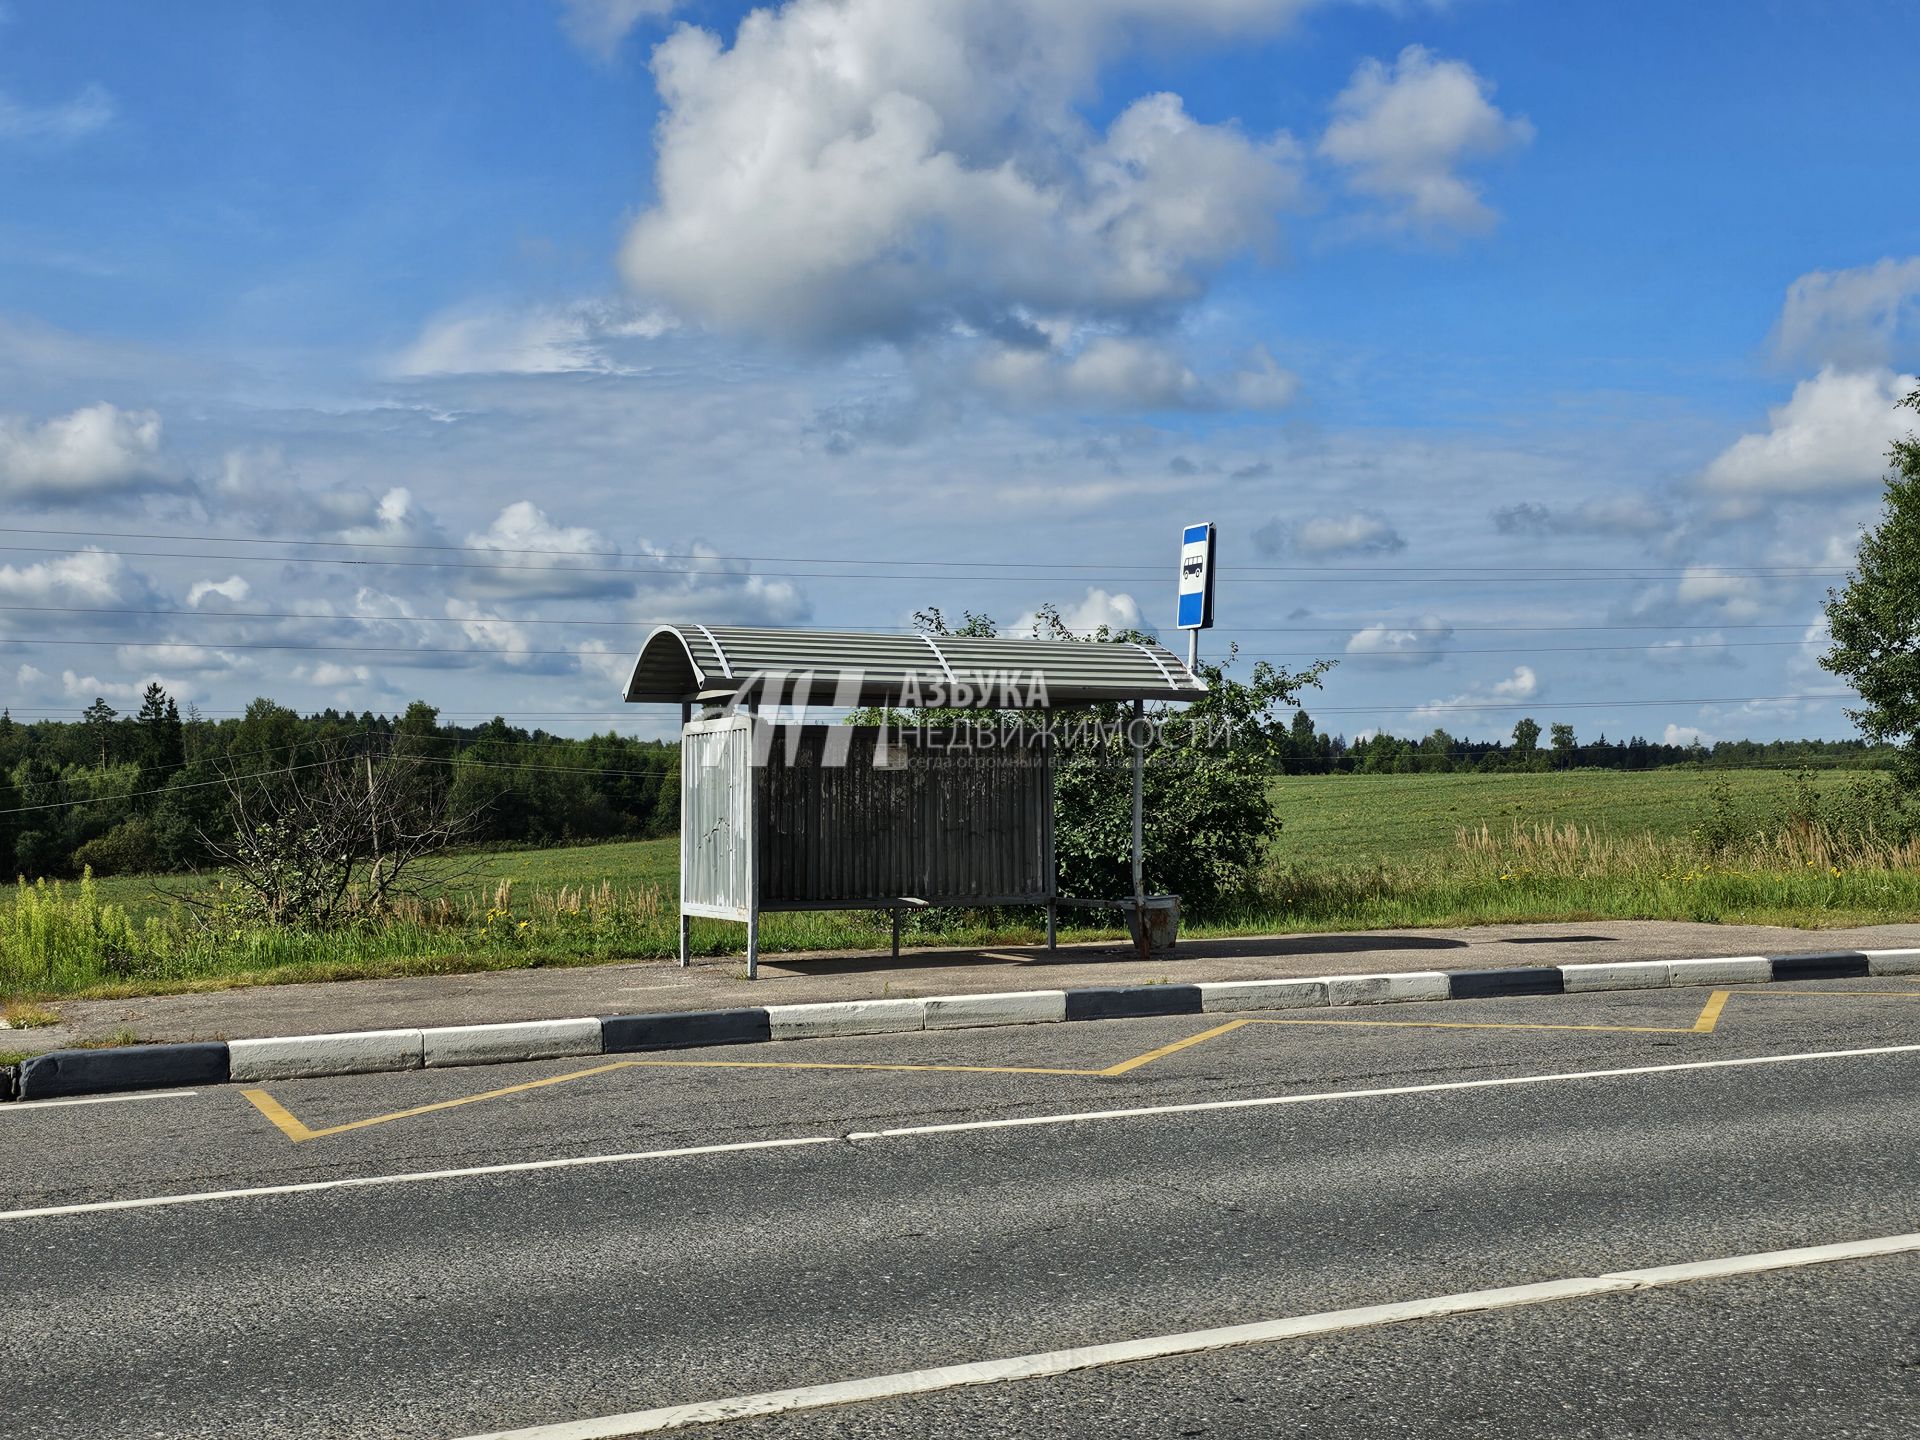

{"left": 1176, "top": 521, "right": 1215, "bottom": 678}
{"left": 1131, "top": 696, "right": 1146, "bottom": 958}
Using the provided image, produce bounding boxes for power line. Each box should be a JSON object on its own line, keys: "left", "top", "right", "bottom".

{"left": 0, "top": 541, "right": 1848, "bottom": 585}
{"left": 0, "top": 524, "right": 1856, "bottom": 577}
{"left": 0, "top": 634, "right": 1817, "bottom": 662}
{"left": 0, "top": 602, "right": 1826, "bottom": 634}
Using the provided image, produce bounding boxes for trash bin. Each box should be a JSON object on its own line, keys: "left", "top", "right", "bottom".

{"left": 1122, "top": 895, "right": 1181, "bottom": 956}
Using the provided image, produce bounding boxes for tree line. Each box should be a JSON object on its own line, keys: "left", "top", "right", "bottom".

{"left": 1272, "top": 711, "right": 1893, "bottom": 775}
{"left": 0, "top": 687, "right": 679, "bottom": 879}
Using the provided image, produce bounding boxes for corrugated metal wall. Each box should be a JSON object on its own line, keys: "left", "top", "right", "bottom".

{"left": 680, "top": 717, "right": 754, "bottom": 919}
{"left": 756, "top": 726, "right": 1052, "bottom": 905}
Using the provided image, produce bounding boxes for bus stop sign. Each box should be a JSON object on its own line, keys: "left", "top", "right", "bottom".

{"left": 1177, "top": 521, "right": 1215, "bottom": 630}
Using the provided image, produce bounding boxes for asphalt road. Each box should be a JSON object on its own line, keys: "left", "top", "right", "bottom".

{"left": 3, "top": 977, "right": 1917, "bottom": 1438}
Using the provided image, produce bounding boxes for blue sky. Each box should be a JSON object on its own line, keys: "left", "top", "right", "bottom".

{"left": 2, "top": 0, "right": 1917, "bottom": 743}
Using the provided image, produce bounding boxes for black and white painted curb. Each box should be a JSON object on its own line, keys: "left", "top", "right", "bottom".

{"left": 4, "top": 948, "right": 1916, "bottom": 1103}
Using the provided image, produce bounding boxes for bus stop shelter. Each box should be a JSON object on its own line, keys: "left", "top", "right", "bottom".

{"left": 623, "top": 624, "right": 1206, "bottom": 976}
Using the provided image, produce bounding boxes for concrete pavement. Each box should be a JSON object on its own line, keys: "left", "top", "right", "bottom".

{"left": 3, "top": 974, "right": 1918, "bottom": 1437}
{"left": 13, "top": 915, "right": 1920, "bottom": 1053}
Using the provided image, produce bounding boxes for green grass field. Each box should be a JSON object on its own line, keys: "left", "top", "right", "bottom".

{"left": 10, "top": 767, "right": 1915, "bottom": 1004}
{"left": 1265, "top": 767, "right": 1860, "bottom": 867}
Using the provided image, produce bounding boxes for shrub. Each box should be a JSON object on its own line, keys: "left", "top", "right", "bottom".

{"left": 71, "top": 818, "right": 162, "bottom": 877}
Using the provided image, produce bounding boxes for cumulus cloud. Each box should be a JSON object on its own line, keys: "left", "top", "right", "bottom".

{"left": 462, "top": 501, "right": 627, "bottom": 601}
{"left": 1345, "top": 617, "right": 1452, "bottom": 666}
{"left": 186, "top": 576, "right": 251, "bottom": 607}
{"left": 0, "top": 402, "right": 169, "bottom": 502}
{"left": 1663, "top": 723, "right": 1711, "bottom": 747}
{"left": 1013, "top": 587, "right": 1144, "bottom": 638}
{"left": 1492, "top": 494, "right": 1671, "bottom": 537}
{"left": 0, "top": 81, "right": 113, "bottom": 143}
{"left": 555, "top": 0, "right": 681, "bottom": 59}
{"left": 1255, "top": 509, "right": 1406, "bottom": 557}
{"left": 1701, "top": 366, "right": 1916, "bottom": 494}
{"left": 390, "top": 300, "right": 675, "bottom": 377}
{"left": 618, "top": 1, "right": 1306, "bottom": 350}
{"left": 1645, "top": 632, "right": 1737, "bottom": 668}
{"left": 1774, "top": 256, "right": 1920, "bottom": 369}
{"left": 1319, "top": 45, "right": 1532, "bottom": 233}
{"left": 215, "top": 449, "right": 450, "bottom": 548}
{"left": 0, "top": 550, "right": 168, "bottom": 644}
{"left": 1412, "top": 664, "right": 1538, "bottom": 719}
{"left": 1673, "top": 565, "right": 1765, "bottom": 621}
{"left": 59, "top": 669, "right": 200, "bottom": 706}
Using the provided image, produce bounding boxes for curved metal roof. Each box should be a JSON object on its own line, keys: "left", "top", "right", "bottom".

{"left": 623, "top": 625, "right": 1206, "bottom": 708}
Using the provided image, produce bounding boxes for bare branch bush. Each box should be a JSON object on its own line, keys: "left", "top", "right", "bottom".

{"left": 195, "top": 742, "right": 483, "bottom": 928}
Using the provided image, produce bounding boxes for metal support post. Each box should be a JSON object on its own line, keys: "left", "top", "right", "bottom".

{"left": 891, "top": 907, "right": 902, "bottom": 960}
{"left": 1131, "top": 697, "right": 1147, "bottom": 959}
{"left": 746, "top": 906, "right": 759, "bottom": 980}
{"left": 1187, "top": 629, "right": 1198, "bottom": 675}
{"left": 678, "top": 701, "right": 692, "bottom": 967}
{"left": 1045, "top": 900, "right": 1057, "bottom": 952}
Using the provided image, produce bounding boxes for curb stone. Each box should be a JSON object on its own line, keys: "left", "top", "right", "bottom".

{"left": 5, "top": 947, "right": 1916, "bottom": 1102}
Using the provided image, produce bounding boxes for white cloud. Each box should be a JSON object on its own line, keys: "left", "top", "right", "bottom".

{"left": 1345, "top": 617, "right": 1451, "bottom": 666}
{"left": 15, "top": 664, "right": 45, "bottom": 688}
{"left": 618, "top": 1, "right": 1306, "bottom": 349}
{"left": 1013, "top": 587, "right": 1143, "bottom": 637}
{"left": 1662, "top": 723, "right": 1711, "bottom": 747}
{"left": 1413, "top": 664, "right": 1538, "bottom": 719}
{"left": 187, "top": 575, "right": 251, "bottom": 607}
{"left": 462, "top": 501, "right": 627, "bottom": 600}
{"left": 59, "top": 669, "right": 199, "bottom": 706}
{"left": 1256, "top": 509, "right": 1406, "bottom": 556}
{"left": 1646, "top": 631, "right": 1736, "bottom": 668}
{"left": 0, "top": 402, "right": 167, "bottom": 502}
{"left": 1319, "top": 45, "right": 1532, "bottom": 233}
{"left": 555, "top": 0, "right": 681, "bottom": 59}
{"left": 0, "top": 81, "right": 113, "bottom": 143}
{"left": 1701, "top": 366, "right": 1916, "bottom": 494}
{"left": 444, "top": 599, "right": 537, "bottom": 666}
{"left": 627, "top": 540, "right": 812, "bottom": 627}
{"left": 339, "top": 486, "right": 447, "bottom": 549}
{"left": 301, "top": 662, "right": 375, "bottom": 688}
{"left": 0, "top": 548, "right": 132, "bottom": 606}
{"left": 1775, "top": 256, "right": 1920, "bottom": 369}
{"left": 390, "top": 300, "right": 675, "bottom": 377}
{"left": 1673, "top": 565, "right": 1764, "bottom": 621}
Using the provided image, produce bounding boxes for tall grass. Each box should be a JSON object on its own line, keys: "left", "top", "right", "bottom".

{"left": 1239, "top": 821, "right": 1920, "bottom": 932}
{"left": 7, "top": 811, "right": 1918, "bottom": 1003}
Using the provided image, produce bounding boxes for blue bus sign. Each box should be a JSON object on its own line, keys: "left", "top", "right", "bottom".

{"left": 1177, "top": 521, "right": 1215, "bottom": 631}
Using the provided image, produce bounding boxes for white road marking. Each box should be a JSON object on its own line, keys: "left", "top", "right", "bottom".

{"left": 451, "top": 1231, "right": 1920, "bottom": 1438}
{"left": 0, "top": 1089, "right": 199, "bottom": 1113}
{"left": 0, "top": 1136, "right": 837, "bottom": 1222}
{"left": 847, "top": 1042, "right": 1920, "bottom": 1140}
{"left": 3, "top": 1040, "right": 1916, "bottom": 1223}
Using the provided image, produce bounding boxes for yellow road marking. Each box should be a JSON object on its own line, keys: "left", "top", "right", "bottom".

{"left": 239, "top": 1088, "right": 314, "bottom": 1143}
{"left": 1693, "top": 991, "right": 1731, "bottom": 1033}
{"left": 1098, "top": 1019, "right": 1251, "bottom": 1076}
{"left": 243, "top": 1059, "right": 644, "bottom": 1143}
{"left": 240, "top": 981, "right": 1916, "bottom": 1144}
